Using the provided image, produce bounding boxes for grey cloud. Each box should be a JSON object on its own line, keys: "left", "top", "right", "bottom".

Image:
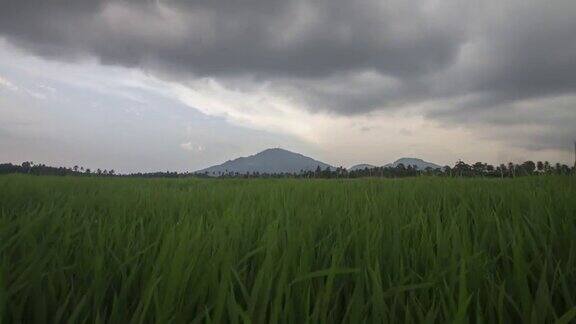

{"left": 443, "top": 0, "right": 576, "bottom": 110}
{"left": 429, "top": 95, "right": 576, "bottom": 152}
{"left": 0, "top": 0, "right": 464, "bottom": 79}
{"left": 1, "top": 0, "right": 575, "bottom": 152}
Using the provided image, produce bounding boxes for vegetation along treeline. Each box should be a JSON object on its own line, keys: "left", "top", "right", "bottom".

{"left": 1, "top": 159, "right": 574, "bottom": 178}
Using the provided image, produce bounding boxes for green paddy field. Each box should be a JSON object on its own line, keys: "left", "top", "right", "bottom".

{"left": 1, "top": 175, "right": 575, "bottom": 323}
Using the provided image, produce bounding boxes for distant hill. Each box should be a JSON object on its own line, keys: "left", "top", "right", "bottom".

{"left": 384, "top": 158, "right": 442, "bottom": 170}
{"left": 349, "top": 164, "right": 378, "bottom": 171}
{"left": 196, "top": 148, "right": 333, "bottom": 175}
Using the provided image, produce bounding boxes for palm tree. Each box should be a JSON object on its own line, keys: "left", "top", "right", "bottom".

{"left": 454, "top": 160, "right": 470, "bottom": 177}
{"left": 537, "top": 161, "right": 544, "bottom": 173}
{"left": 499, "top": 164, "right": 507, "bottom": 178}
{"left": 21, "top": 161, "right": 32, "bottom": 173}
{"left": 522, "top": 161, "right": 536, "bottom": 175}
{"left": 486, "top": 164, "right": 495, "bottom": 173}
{"left": 507, "top": 162, "right": 515, "bottom": 177}
{"left": 472, "top": 162, "right": 486, "bottom": 176}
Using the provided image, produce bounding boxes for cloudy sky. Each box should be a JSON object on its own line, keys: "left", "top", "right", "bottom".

{"left": 1, "top": 0, "right": 575, "bottom": 172}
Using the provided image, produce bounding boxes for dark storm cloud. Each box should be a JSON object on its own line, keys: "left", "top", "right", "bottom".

{"left": 0, "top": 0, "right": 464, "bottom": 79}
{"left": 1, "top": 0, "right": 575, "bottom": 151}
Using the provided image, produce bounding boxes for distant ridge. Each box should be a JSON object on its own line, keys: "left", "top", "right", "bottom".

{"left": 196, "top": 148, "right": 333, "bottom": 175}
{"left": 349, "top": 158, "right": 441, "bottom": 171}
{"left": 349, "top": 164, "right": 378, "bottom": 171}
{"left": 384, "top": 158, "right": 442, "bottom": 170}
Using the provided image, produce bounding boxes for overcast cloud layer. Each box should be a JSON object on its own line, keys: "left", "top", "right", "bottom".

{"left": 1, "top": 0, "right": 575, "bottom": 169}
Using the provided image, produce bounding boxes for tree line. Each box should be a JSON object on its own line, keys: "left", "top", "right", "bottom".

{"left": 0, "top": 162, "right": 116, "bottom": 177}
{"left": 0, "top": 162, "right": 194, "bottom": 178}
{"left": 202, "top": 160, "right": 574, "bottom": 179}
{"left": 3, "top": 159, "right": 572, "bottom": 179}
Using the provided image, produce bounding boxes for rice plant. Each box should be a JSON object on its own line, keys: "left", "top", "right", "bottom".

{"left": 1, "top": 175, "right": 575, "bottom": 323}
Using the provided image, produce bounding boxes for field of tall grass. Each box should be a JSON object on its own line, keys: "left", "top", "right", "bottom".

{"left": 1, "top": 175, "right": 575, "bottom": 323}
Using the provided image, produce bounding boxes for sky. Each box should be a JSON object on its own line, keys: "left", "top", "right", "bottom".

{"left": 1, "top": 0, "right": 575, "bottom": 173}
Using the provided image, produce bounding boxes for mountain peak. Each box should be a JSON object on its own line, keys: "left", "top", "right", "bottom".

{"left": 395, "top": 157, "right": 424, "bottom": 163}
{"left": 257, "top": 147, "right": 294, "bottom": 155}
{"left": 197, "top": 148, "right": 332, "bottom": 175}
{"left": 387, "top": 157, "right": 441, "bottom": 170}
{"left": 262, "top": 147, "right": 286, "bottom": 152}
{"left": 349, "top": 164, "right": 377, "bottom": 171}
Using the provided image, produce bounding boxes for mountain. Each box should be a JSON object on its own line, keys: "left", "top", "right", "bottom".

{"left": 384, "top": 158, "right": 442, "bottom": 170}
{"left": 349, "top": 164, "right": 378, "bottom": 171}
{"left": 196, "top": 148, "right": 333, "bottom": 175}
